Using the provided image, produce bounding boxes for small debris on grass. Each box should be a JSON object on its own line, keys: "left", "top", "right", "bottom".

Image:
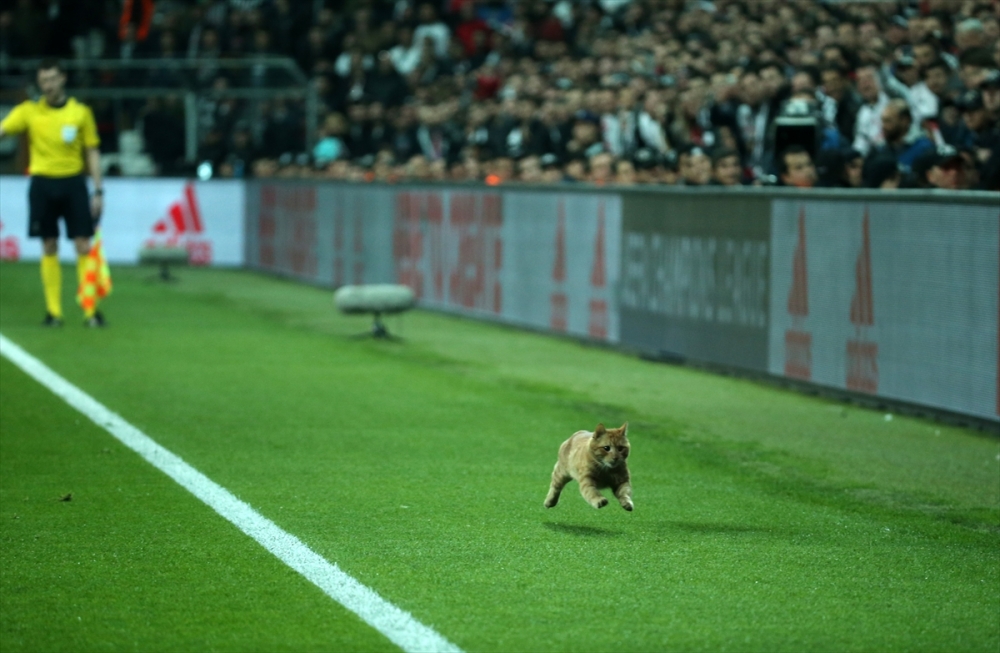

{"left": 884, "top": 414, "right": 893, "bottom": 422}
{"left": 59, "top": 493, "right": 73, "bottom": 502}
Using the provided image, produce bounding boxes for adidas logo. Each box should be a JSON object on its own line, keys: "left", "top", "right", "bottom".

{"left": 784, "top": 208, "right": 811, "bottom": 381}
{"left": 152, "top": 183, "right": 204, "bottom": 237}
{"left": 846, "top": 209, "right": 877, "bottom": 394}
{"left": 0, "top": 219, "right": 20, "bottom": 261}
{"left": 146, "top": 183, "right": 212, "bottom": 265}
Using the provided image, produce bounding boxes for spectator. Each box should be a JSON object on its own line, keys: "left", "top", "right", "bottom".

{"left": 566, "top": 116, "right": 603, "bottom": 159}
{"left": 297, "top": 26, "right": 334, "bottom": 77}
{"left": 517, "top": 155, "right": 542, "bottom": 183}
{"left": 536, "top": 102, "right": 572, "bottom": 163}
{"left": 737, "top": 71, "right": 768, "bottom": 179}
{"left": 614, "top": 159, "right": 637, "bottom": 185}
{"left": 981, "top": 70, "right": 1000, "bottom": 114}
{"left": 778, "top": 145, "right": 817, "bottom": 188}
{"left": 885, "top": 16, "right": 908, "bottom": 49}
{"left": 710, "top": 148, "right": 742, "bottom": 186}
{"left": 672, "top": 78, "right": 715, "bottom": 150}
{"left": 141, "top": 97, "right": 186, "bottom": 176}
{"left": 190, "top": 28, "right": 223, "bottom": 88}
{"left": 413, "top": 4, "right": 450, "bottom": 60}
{"left": 390, "top": 26, "right": 422, "bottom": 77}
{"left": 952, "top": 90, "right": 996, "bottom": 149}
{"left": 563, "top": 157, "right": 588, "bottom": 183}
{"left": 959, "top": 48, "right": 994, "bottom": 91}
{"left": 259, "top": 99, "right": 302, "bottom": 159}
{"left": 534, "top": 154, "right": 559, "bottom": 184}
{"left": 0, "top": 10, "right": 28, "bottom": 59}
{"left": 976, "top": 71, "right": 1000, "bottom": 189}
{"left": 870, "top": 99, "right": 934, "bottom": 174}
{"left": 853, "top": 65, "right": 890, "bottom": 156}
{"left": 817, "top": 148, "right": 863, "bottom": 188}
{"left": 367, "top": 103, "right": 394, "bottom": 155}
{"left": 677, "top": 145, "right": 711, "bottom": 186}
{"left": 888, "top": 54, "right": 938, "bottom": 124}
{"left": 367, "top": 51, "right": 409, "bottom": 108}
{"left": 223, "top": 125, "right": 256, "bottom": 177}
{"left": 911, "top": 144, "right": 964, "bottom": 189}
{"left": 821, "top": 64, "right": 862, "bottom": 144}
{"left": 956, "top": 19, "right": 988, "bottom": 53}
{"left": 391, "top": 105, "right": 421, "bottom": 162}
{"left": 416, "top": 106, "right": 453, "bottom": 162}
{"left": 913, "top": 39, "right": 945, "bottom": 73}
{"left": 37, "top": 0, "right": 1000, "bottom": 192}
{"left": 636, "top": 90, "right": 671, "bottom": 154}
{"left": 923, "top": 58, "right": 956, "bottom": 107}
{"left": 343, "top": 103, "right": 372, "bottom": 158}
{"left": 313, "top": 113, "right": 348, "bottom": 167}
{"left": 862, "top": 154, "right": 902, "bottom": 189}
{"left": 631, "top": 148, "right": 660, "bottom": 184}
{"left": 588, "top": 152, "right": 614, "bottom": 185}
{"left": 455, "top": 2, "right": 491, "bottom": 57}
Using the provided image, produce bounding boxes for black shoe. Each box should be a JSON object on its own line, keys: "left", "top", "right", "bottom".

{"left": 42, "top": 313, "right": 63, "bottom": 327}
{"left": 84, "top": 311, "right": 106, "bottom": 328}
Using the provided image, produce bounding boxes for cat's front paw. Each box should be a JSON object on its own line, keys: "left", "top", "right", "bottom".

{"left": 544, "top": 497, "right": 558, "bottom": 508}
{"left": 622, "top": 501, "right": 634, "bottom": 511}
{"left": 592, "top": 497, "right": 608, "bottom": 509}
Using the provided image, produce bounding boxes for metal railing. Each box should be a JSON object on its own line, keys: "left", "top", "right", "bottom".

{"left": 0, "top": 58, "right": 319, "bottom": 165}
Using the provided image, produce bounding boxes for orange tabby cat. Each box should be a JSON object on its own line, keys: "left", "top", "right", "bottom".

{"left": 544, "top": 422, "right": 632, "bottom": 511}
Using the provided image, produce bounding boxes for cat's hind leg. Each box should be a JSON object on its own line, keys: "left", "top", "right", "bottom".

{"left": 578, "top": 477, "right": 609, "bottom": 509}
{"left": 544, "top": 463, "right": 571, "bottom": 508}
{"left": 613, "top": 480, "right": 634, "bottom": 511}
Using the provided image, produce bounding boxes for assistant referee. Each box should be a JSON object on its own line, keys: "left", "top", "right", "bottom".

{"left": 0, "top": 59, "right": 106, "bottom": 327}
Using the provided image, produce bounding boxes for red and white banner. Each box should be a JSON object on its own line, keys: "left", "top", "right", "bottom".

{"left": 769, "top": 199, "right": 999, "bottom": 421}
{"left": 392, "top": 189, "right": 621, "bottom": 342}
{"left": 0, "top": 177, "right": 244, "bottom": 265}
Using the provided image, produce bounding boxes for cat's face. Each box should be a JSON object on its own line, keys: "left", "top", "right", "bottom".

{"left": 590, "top": 423, "right": 629, "bottom": 468}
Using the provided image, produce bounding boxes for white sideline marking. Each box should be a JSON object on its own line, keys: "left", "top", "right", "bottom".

{"left": 0, "top": 333, "right": 462, "bottom": 653}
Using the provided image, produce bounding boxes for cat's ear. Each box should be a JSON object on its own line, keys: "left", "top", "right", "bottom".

{"left": 593, "top": 423, "right": 606, "bottom": 437}
{"left": 620, "top": 422, "right": 629, "bottom": 436}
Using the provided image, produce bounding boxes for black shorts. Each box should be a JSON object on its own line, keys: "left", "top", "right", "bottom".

{"left": 28, "top": 175, "right": 94, "bottom": 240}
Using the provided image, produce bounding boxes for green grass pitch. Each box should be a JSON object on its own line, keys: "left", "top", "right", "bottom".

{"left": 1, "top": 261, "right": 997, "bottom": 653}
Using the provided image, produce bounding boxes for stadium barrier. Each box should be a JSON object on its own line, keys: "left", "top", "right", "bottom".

{"left": 2, "top": 175, "right": 994, "bottom": 424}
{"left": 243, "top": 181, "right": 998, "bottom": 425}
{"left": 0, "top": 176, "right": 244, "bottom": 266}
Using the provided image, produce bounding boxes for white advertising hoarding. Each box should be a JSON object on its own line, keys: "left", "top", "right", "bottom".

{"left": 393, "top": 189, "right": 622, "bottom": 342}
{"left": 0, "top": 176, "right": 244, "bottom": 266}
{"left": 246, "top": 182, "right": 397, "bottom": 286}
{"left": 769, "top": 200, "right": 999, "bottom": 421}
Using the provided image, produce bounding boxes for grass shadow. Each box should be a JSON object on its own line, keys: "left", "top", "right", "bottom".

{"left": 662, "top": 520, "right": 776, "bottom": 535}
{"left": 542, "top": 522, "right": 623, "bottom": 537}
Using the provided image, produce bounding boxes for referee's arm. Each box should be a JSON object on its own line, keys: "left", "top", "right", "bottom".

{"left": 86, "top": 146, "right": 103, "bottom": 221}
{"left": 0, "top": 104, "right": 25, "bottom": 138}
{"left": 81, "top": 107, "right": 103, "bottom": 221}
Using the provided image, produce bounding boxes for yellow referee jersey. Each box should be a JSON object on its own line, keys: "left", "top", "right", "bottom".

{"left": 0, "top": 97, "right": 100, "bottom": 177}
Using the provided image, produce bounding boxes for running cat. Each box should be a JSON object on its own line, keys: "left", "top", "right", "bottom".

{"left": 543, "top": 423, "right": 632, "bottom": 511}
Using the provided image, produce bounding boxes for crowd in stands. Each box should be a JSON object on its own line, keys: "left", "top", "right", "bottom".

{"left": 2, "top": 0, "right": 999, "bottom": 190}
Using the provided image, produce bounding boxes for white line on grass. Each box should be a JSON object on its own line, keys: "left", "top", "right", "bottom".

{"left": 0, "top": 333, "right": 463, "bottom": 653}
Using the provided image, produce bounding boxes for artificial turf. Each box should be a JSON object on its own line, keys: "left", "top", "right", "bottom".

{"left": 1, "top": 261, "right": 997, "bottom": 653}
